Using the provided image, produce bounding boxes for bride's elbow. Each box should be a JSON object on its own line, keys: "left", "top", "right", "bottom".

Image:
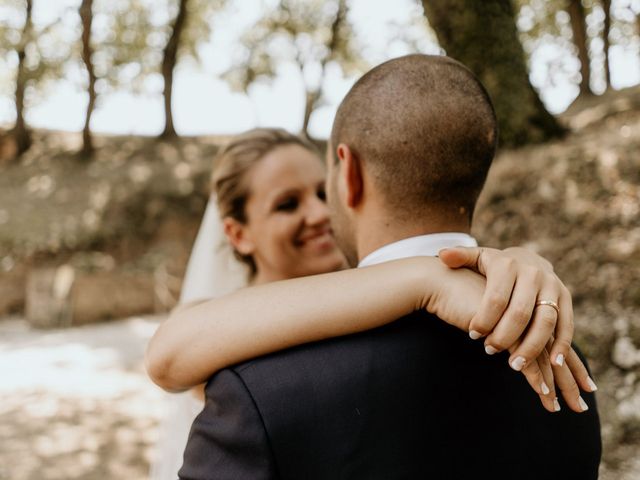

{"left": 144, "top": 342, "right": 185, "bottom": 392}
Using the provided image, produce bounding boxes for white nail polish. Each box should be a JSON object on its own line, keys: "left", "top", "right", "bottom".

{"left": 555, "top": 354, "right": 564, "bottom": 367}
{"left": 541, "top": 382, "right": 550, "bottom": 395}
{"left": 510, "top": 356, "right": 526, "bottom": 371}
{"left": 578, "top": 396, "right": 589, "bottom": 412}
{"left": 485, "top": 345, "right": 498, "bottom": 355}
{"left": 586, "top": 377, "right": 598, "bottom": 392}
{"left": 469, "top": 330, "right": 482, "bottom": 340}
{"left": 553, "top": 398, "right": 561, "bottom": 412}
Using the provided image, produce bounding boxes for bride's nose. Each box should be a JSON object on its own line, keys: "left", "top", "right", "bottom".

{"left": 305, "top": 195, "right": 331, "bottom": 226}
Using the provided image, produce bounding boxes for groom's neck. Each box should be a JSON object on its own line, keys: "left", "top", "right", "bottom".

{"left": 355, "top": 213, "right": 471, "bottom": 263}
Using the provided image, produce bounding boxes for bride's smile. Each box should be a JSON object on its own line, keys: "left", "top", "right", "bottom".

{"left": 223, "top": 142, "right": 346, "bottom": 284}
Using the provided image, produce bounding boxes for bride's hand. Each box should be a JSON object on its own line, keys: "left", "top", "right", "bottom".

{"left": 434, "top": 246, "right": 596, "bottom": 413}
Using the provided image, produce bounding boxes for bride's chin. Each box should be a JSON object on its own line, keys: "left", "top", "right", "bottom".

{"left": 319, "top": 252, "right": 347, "bottom": 273}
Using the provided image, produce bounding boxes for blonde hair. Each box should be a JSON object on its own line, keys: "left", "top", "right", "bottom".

{"left": 211, "top": 128, "right": 319, "bottom": 275}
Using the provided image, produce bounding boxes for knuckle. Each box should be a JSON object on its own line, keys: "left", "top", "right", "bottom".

{"left": 520, "top": 345, "right": 542, "bottom": 361}
{"left": 538, "top": 310, "right": 557, "bottom": 329}
{"left": 554, "top": 338, "right": 572, "bottom": 351}
{"left": 522, "top": 363, "right": 541, "bottom": 379}
{"left": 541, "top": 272, "right": 557, "bottom": 288}
{"left": 560, "top": 382, "right": 580, "bottom": 398}
{"left": 512, "top": 304, "right": 532, "bottom": 324}
{"left": 541, "top": 257, "right": 554, "bottom": 272}
{"left": 504, "top": 257, "right": 516, "bottom": 272}
{"left": 488, "top": 294, "right": 508, "bottom": 313}
{"left": 530, "top": 267, "right": 544, "bottom": 285}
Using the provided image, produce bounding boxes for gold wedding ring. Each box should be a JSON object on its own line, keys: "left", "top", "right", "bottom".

{"left": 535, "top": 300, "right": 560, "bottom": 315}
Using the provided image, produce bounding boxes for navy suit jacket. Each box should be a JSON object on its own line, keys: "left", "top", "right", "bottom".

{"left": 179, "top": 311, "right": 601, "bottom": 479}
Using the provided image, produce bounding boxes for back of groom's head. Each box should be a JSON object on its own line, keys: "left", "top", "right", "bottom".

{"left": 330, "top": 54, "right": 497, "bottom": 221}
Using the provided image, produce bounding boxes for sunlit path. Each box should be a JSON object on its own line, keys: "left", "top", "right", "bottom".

{"left": 0, "top": 316, "right": 168, "bottom": 480}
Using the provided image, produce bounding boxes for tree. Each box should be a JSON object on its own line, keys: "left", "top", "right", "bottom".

{"left": 566, "top": 0, "right": 593, "bottom": 96}
{"left": 0, "top": 1, "right": 71, "bottom": 162}
{"left": 80, "top": 0, "right": 96, "bottom": 156}
{"left": 11, "top": 0, "right": 33, "bottom": 157}
{"left": 602, "top": 0, "right": 612, "bottom": 89}
{"left": 160, "top": 0, "right": 188, "bottom": 139}
{"left": 224, "top": 0, "right": 363, "bottom": 138}
{"left": 421, "top": 0, "right": 565, "bottom": 147}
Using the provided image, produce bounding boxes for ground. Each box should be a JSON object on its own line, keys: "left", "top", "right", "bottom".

{"left": 0, "top": 86, "right": 639, "bottom": 478}
{"left": 0, "top": 315, "right": 167, "bottom": 480}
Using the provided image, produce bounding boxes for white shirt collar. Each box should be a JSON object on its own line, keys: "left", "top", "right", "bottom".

{"left": 358, "top": 232, "right": 478, "bottom": 268}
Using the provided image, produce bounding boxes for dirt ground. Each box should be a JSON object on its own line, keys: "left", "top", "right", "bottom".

{"left": 0, "top": 315, "right": 169, "bottom": 480}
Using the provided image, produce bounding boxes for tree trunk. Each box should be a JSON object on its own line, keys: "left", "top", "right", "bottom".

{"left": 80, "top": 0, "right": 96, "bottom": 157}
{"left": 602, "top": 0, "right": 612, "bottom": 89}
{"left": 421, "top": 0, "right": 564, "bottom": 147}
{"left": 567, "top": 0, "right": 593, "bottom": 96}
{"left": 300, "top": 0, "right": 346, "bottom": 138}
{"left": 301, "top": 90, "right": 320, "bottom": 138}
{"left": 637, "top": 12, "right": 640, "bottom": 78}
{"left": 11, "top": 0, "right": 33, "bottom": 157}
{"left": 160, "top": 0, "right": 188, "bottom": 139}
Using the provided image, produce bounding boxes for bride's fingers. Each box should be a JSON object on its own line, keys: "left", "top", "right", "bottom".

{"left": 517, "top": 348, "right": 556, "bottom": 413}
{"left": 467, "top": 254, "right": 518, "bottom": 339}
{"left": 536, "top": 348, "right": 559, "bottom": 412}
{"left": 549, "top": 286, "right": 574, "bottom": 369}
{"left": 553, "top": 357, "right": 590, "bottom": 413}
{"left": 438, "top": 246, "right": 484, "bottom": 271}
{"left": 438, "top": 246, "right": 523, "bottom": 340}
{"left": 482, "top": 265, "right": 539, "bottom": 355}
{"left": 566, "top": 347, "right": 598, "bottom": 393}
{"left": 507, "top": 284, "right": 559, "bottom": 370}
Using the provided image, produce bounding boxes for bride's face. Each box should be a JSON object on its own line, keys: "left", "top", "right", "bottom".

{"left": 225, "top": 144, "right": 346, "bottom": 283}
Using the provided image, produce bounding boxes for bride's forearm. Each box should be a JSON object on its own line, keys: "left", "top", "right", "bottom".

{"left": 145, "top": 257, "right": 443, "bottom": 391}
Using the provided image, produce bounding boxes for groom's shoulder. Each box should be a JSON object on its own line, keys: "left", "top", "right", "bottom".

{"left": 227, "top": 309, "right": 472, "bottom": 386}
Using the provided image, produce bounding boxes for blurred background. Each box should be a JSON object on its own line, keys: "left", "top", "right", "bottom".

{"left": 0, "top": 0, "right": 639, "bottom": 478}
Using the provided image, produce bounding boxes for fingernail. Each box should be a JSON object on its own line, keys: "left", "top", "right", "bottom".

{"left": 586, "top": 376, "right": 598, "bottom": 392}
{"left": 553, "top": 398, "right": 561, "bottom": 412}
{"left": 541, "top": 382, "right": 550, "bottom": 395}
{"left": 578, "top": 396, "right": 589, "bottom": 412}
{"left": 469, "top": 330, "right": 482, "bottom": 340}
{"left": 555, "top": 353, "right": 564, "bottom": 367}
{"left": 485, "top": 345, "right": 498, "bottom": 355}
{"left": 510, "top": 356, "right": 526, "bottom": 371}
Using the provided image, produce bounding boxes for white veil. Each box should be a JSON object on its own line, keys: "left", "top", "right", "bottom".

{"left": 150, "top": 194, "right": 248, "bottom": 480}
{"left": 179, "top": 194, "right": 248, "bottom": 303}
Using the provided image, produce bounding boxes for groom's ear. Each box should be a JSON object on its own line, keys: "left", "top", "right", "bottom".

{"left": 222, "top": 217, "right": 254, "bottom": 256}
{"left": 336, "top": 143, "right": 363, "bottom": 209}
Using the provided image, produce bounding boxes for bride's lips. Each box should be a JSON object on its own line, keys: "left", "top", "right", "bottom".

{"left": 295, "top": 228, "right": 335, "bottom": 250}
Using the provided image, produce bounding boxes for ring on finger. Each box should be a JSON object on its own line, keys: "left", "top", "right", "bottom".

{"left": 535, "top": 299, "right": 559, "bottom": 316}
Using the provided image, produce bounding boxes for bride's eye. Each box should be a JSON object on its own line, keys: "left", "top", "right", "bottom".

{"left": 276, "top": 197, "right": 299, "bottom": 212}
{"left": 316, "top": 188, "right": 327, "bottom": 202}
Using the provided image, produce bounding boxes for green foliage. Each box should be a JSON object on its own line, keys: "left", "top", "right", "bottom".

{"left": 515, "top": 0, "right": 639, "bottom": 90}
{"left": 0, "top": 0, "right": 72, "bottom": 106}
{"left": 179, "top": 0, "right": 227, "bottom": 63}
{"left": 222, "top": 0, "right": 365, "bottom": 115}
{"left": 88, "top": 0, "right": 160, "bottom": 94}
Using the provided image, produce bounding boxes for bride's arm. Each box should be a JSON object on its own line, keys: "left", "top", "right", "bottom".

{"left": 145, "top": 251, "right": 593, "bottom": 413}
{"left": 146, "top": 257, "right": 434, "bottom": 391}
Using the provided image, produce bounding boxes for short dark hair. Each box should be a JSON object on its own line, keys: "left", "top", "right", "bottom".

{"left": 330, "top": 54, "right": 497, "bottom": 221}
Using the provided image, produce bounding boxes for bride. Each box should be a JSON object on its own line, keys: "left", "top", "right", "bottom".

{"left": 147, "top": 128, "right": 594, "bottom": 479}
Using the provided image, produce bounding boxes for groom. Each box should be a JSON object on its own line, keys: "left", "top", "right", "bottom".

{"left": 179, "top": 55, "right": 601, "bottom": 479}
